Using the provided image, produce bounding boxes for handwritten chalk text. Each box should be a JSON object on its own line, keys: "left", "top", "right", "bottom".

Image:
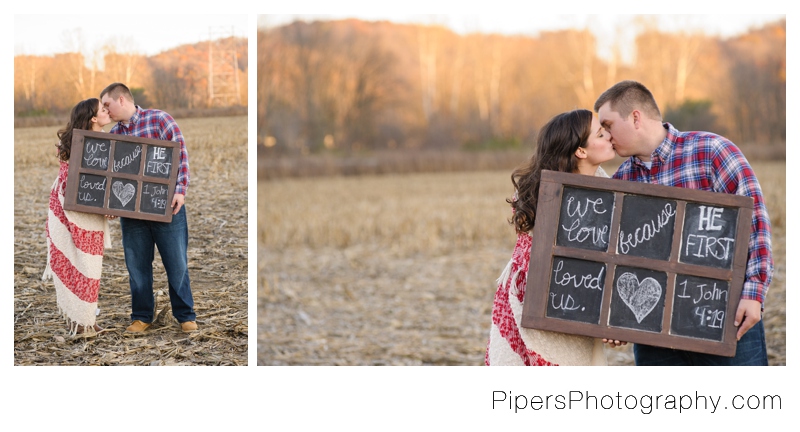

{"left": 618, "top": 203, "right": 676, "bottom": 254}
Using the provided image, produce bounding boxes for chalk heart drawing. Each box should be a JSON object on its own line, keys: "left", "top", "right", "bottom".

{"left": 112, "top": 181, "right": 135, "bottom": 207}
{"left": 616, "top": 272, "right": 661, "bottom": 323}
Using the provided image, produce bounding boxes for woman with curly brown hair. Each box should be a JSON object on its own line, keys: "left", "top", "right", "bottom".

{"left": 43, "top": 98, "right": 113, "bottom": 336}
{"left": 486, "top": 109, "right": 617, "bottom": 365}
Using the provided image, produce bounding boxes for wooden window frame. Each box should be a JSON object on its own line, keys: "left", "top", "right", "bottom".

{"left": 63, "top": 129, "right": 179, "bottom": 223}
{"left": 520, "top": 170, "right": 753, "bottom": 357}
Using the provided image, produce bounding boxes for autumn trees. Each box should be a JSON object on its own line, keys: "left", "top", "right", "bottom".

{"left": 258, "top": 19, "right": 785, "bottom": 157}
{"left": 14, "top": 37, "right": 247, "bottom": 118}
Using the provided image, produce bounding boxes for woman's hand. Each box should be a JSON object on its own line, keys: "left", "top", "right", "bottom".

{"left": 104, "top": 215, "right": 117, "bottom": 220}
{"left": 602, "top": 338, "right": 628, "bottom": 347}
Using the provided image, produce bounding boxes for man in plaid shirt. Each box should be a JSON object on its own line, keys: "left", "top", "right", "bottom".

{"left": 595, "top": 80, "right": 772, "bottom": 365}
{"left": 100, "top": 83, "right": 198, "bottom": 334}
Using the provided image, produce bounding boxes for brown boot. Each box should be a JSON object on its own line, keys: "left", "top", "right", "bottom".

{"left": 126, "top": 320, "right": 151, "bottom": 333}
{"left": 180, "top": 321, "right": 198, "bottom": 333}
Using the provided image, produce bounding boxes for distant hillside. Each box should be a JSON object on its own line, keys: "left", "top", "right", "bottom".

{"left": 258, "top": 18, "right": 785, "bottom": 156}
{"left": 14, "top": 36, "right": 248, "bottom": 120}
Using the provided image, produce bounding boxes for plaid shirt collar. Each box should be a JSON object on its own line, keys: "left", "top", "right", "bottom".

{"left": 656, "top": 122, "right": 680, "bottom": 162}
{"left": 118, "top": 105, "right": 143, "bottom": 131}
{"left": 631, "top": 122, "right": 678, "bottom": 168}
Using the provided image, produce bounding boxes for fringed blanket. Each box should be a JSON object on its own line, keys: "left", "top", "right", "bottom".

{"left": 485, "top": 167, "right": 609, "bottom": 366}
{"left": 485, "top": 233, "right": 606, "bottom": 365}
{"left": 42, "top": 161, "right": 110, "bottom": 336}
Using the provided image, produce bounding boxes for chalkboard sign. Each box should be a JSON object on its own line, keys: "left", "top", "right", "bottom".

{"left": 609, "top": 266, "right": 667, "bottom": 333}
{"left": 112, "top": 141, "right": 143, "bottom": 175}
{"left": 546, "top": 257, "right": 606, "bottom": 324}
{"left": 556, "top": 187, "right": 614, "bottom": 251}
{"left": 680, "top": 203, "right": 738, "bottom": 269}
{"left": 671, "top": 274, "right": 730, "bottom": 341}
{"left": 81, "top": 138, "right": 110, "bottom": 170}
{"left": 144, "top": 145, "right": 174, "bottom": 179}
{"left": 520, "top": 170, "right": 753, "bottom": 357}
{"left": 108, "top": 178, "right": 138, "bottom": 211}
{"left": 617, "top": 195, "right": 676, "bottom": 260}
{"left": 140, "top": 182, "right": 170, "bottom": 215}
{"left": 76, "top": 173, "right": 107, "bottom": 208}
{"left": 63, "top": 130, "right": 180, "bottom": 222}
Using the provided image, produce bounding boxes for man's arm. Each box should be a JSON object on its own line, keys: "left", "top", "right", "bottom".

{"left": 711, "top": 140, "right": 773, "bottom": 336}
{"left": 158, "top": 113, "right": 189, "bottom": 214}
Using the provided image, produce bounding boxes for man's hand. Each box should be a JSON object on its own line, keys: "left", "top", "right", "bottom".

{"left": 171, "top": 193, "right": 185, "bottom": 215}
{"left": 734, "top": 298, "right": 762, "bottom": 340}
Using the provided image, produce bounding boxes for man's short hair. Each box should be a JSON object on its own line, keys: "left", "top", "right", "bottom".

{"left": 100, "top": 82, "right": 134, "bottom": 104}
{"left": 594, "top": 80, "right": 661, "bottom": 121}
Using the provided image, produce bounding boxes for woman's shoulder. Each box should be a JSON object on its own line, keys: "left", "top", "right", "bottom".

{"left": 595, "top": 166, "right": 610, "bottom": 178}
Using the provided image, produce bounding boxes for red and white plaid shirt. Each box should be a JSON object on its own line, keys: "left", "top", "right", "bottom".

{"left": 109, "top": 106, "right": 190, "bottom": 196}
{"left": 613, "top": 123, "right": 773, "bottom": 304}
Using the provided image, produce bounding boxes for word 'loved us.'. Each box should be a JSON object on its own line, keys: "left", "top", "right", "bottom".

{"left": 550, "top": 259, "right": 604, "bottom": 312}
{"left": 77, "top": 175, "right": 106, "bottom": 203}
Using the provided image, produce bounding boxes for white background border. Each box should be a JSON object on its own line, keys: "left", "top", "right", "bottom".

{"left": 5, "top": 2, "right": 793, "bottom": 429}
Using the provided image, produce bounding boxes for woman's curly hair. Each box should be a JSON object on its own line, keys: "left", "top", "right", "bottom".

{"left": 56, "top": 98, "right": 100, "bottom": 162}
{"left": 509, "top": 109, "right": 593, "bottom": 233}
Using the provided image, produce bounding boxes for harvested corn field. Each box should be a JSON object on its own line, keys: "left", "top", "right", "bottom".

{"left": 14, "top": 116, "right": 248, "bottom": 366}
{"left": 258, "top": 162, "right": 785, "bottom": 366}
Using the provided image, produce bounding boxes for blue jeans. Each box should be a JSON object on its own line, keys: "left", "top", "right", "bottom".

{"left": 119, "top": 206, "right": 195, "bottom": 323}
{"left": 633, "top": 320, "right": 768, "bottom": 366}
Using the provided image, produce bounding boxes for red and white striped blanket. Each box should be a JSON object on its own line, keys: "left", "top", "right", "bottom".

{"left": 42, "top": 161, "right": 110, "bottom": 335}
{"left": 485, "top": 167, "right": 609, "bottom": 366}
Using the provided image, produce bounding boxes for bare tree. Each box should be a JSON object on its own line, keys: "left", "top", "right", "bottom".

{"left": 14, "top": 56, "right": 38, "bottom": 112}
{"left": 249, "top": 18, "right": 785, "bottom": 156}
{"left": 61, "top": 29, "right": 88, "bottom": 98}
{"left": 102, "top": 36, "right": 144, "bottom": 85}
{"left": 417, "top": 25, "right": 438, "bottom": 123}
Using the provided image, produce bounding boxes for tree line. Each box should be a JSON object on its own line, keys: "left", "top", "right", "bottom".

{"left": 258, "top": 19, "right": 785, "bottom": 157}
{"left": 14, "top": 36, "right": 248, "bottom": 118}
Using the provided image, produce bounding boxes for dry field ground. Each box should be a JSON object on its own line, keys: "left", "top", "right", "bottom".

{"left": 258, "top": 161, "right": 785, "bottom": 366}
{"left": 14, "top": 116, "right": 248, "bottom": 366}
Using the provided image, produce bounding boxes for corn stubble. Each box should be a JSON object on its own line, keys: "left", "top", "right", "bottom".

{"left": 258, "top": 162, "right": 785, "bottom": 366}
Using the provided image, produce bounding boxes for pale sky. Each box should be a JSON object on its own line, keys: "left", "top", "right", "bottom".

{"left": 259, "top": 14, "right": 784, "bottom": 38}
{"left": 11, "top": 13, "right": 785, "bottom": 59}
{"left": 258, "top": 14, "right": 785, "bottom": 62}
{"left": 14, "top": 14, "right": 248, "bottom": 58}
